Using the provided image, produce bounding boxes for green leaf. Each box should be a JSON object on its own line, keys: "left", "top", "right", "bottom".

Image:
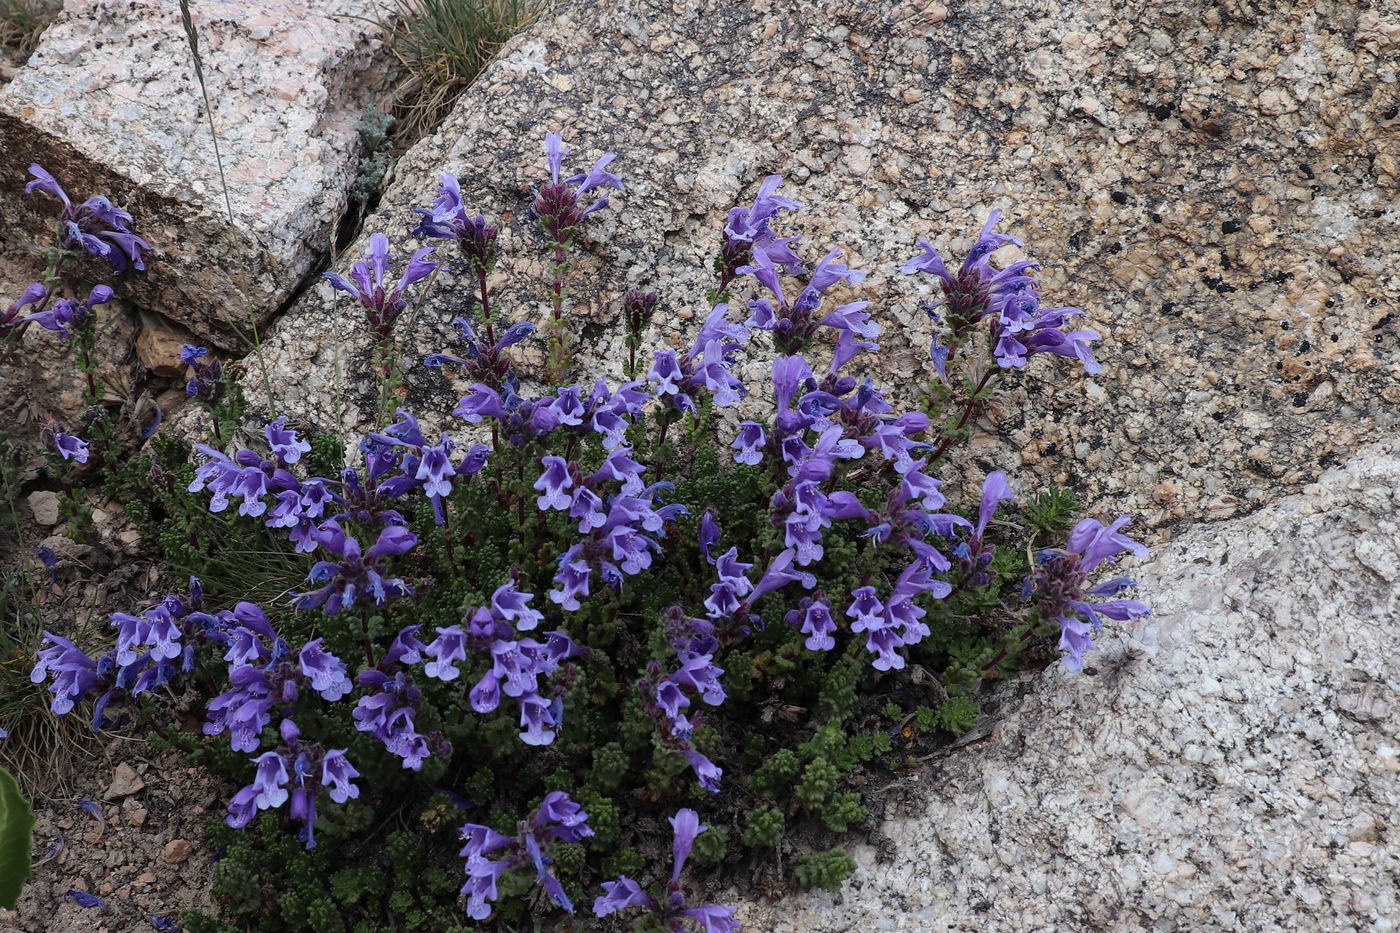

{"left": 0, "top": 765, "right": 35, "bottom": 909}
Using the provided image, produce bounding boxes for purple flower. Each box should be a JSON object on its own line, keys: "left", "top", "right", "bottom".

{"left": 1025, "top": 517, "right": 1150, "bottom": 669}
{"left": 534, "top": 456, "right": 574, "bottom": 510}
{"left": 684, "top": 748, "right": 724, "bottom": 793}
{"left": 298, "top": 639, "right": 352, "bottom": 701}
{"left": 1067, "top": 516, "right": 1148, "bottom": 571}
{"left": 905, "top": 212, "right": 1103, "bottom": 376}
{"left": 725, "top": 175, "right": 801, "bottom": 249}
{"left": 422, "top": 626, "right": 468, "bottom": 681}
{"left": 593, "top": 808, "right": 739, "bottom": 929}
{"left": 699, "top": 509, "right": 722, "bottom": 564}
{"left": 23, "top": 284, "right": 112, "bottom": 338}
{"left": 320, "top": 749, "right": 360, "bottom": 803}
{"left": 974, "top": 471, "right": 1013, "bottom": 546}
{"left": 295, "top": 525, "right": 416, "bottom": 615}
{"left": 264, "top": 417, "right": 310, "bottom": 465}
{"left": 787, "top": 596, "right": 837, "bottom": 651}
{"left": 27, "top": 164, "right": 152, "bottom": 273}
{"left": 731, "top": 421, "right": 766, "bottom": 465}
{"left": 51, "top": 429, "right": 90, "bottom": 464}
{"left": 567, "top": 152, "right": 625, "bottom": 196}
{"left": 590, "top": 447, "right": 646, "bottom": 496}
{"left": 655, "top": 650, "right": 726, "bottom": 739}
{"left": 250, "top": 750, "right": 291, "bottom": 809}
{"left": 994, "top": 305, "right": 1101, "bottom": 374}
{"left": 491, "top": 582, "right": 543, "bottom": 631}
{"left": 548, "top": 545, "right": 593, "bottom": 611}
{"left": 594, "top": 876, "right": 653, "bottom": 916}
{"left": 323, "top": 232, "right": 437, "bottom": 333}
{"left": 182, "top": 344, "right": 225, "bottom": 401}
{"left": 704, "top": 548, "right": 754, "bottom": 618}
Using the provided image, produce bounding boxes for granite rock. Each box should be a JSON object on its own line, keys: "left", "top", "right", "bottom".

{"left": 26, "top": 489, "right": 59, "bottom": 525}
{"left": 237, "top": 0, "right": 1398, "bottom": 535}
{"left": 0, "top": 0, "right": 397, "bottom": 348}
{"left": 736, "top": 437, "right": 1400, "bottom": 931}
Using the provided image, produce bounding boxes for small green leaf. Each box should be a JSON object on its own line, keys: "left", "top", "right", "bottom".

{"left": 0, "top": 766, "right": 35, "bottom": 909}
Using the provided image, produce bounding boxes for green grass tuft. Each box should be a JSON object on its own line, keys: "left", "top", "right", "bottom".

{"left": 385, "top": 0, "right": 544, "bottom": 140}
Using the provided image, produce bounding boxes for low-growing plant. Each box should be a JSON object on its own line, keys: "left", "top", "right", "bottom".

{"left": 0, "top": 763, "right": 34, "bottom": 909}
{"left": 383, "top": 0, "right": 544, "bottom": 141}
{"left": 22, "top": 137, "right": 1151, "bottom": 930}
{"left": 0, "top": 0, "right": 51, "bottom": 60}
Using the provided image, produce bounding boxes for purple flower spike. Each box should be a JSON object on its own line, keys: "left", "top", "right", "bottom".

{"left": 411, "top": 172, "right": 501, "bottom": 273}
{"left": 1026, "top": 515, "right": 1150, "bottom": 669}
{"left": 533, "top": 133, "right": 623, "bottom": 244}
{"left": 323, "top": 231, "right": 437, "bottom": 334}
{"left": 457, "top": 791, "right": 592, "bottom": 920}
{"left": 27, "top": 164, "right": 152, "bottom": 273}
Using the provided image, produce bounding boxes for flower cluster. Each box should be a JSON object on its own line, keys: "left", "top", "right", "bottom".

{"left": 25, "top": 164, "right": 152, "bottom": 273}
{"left": 412, "top": 172, "right": 501, "bottom": 275}
{"left": 226, "top": 718, "right": 360, "bottom": 850}
{"left": 903, "top": 210, "right": 1100, "bottom": 375}
{"left": 423, "top": 583, "right": 581, "bottom": 746}
{"left": 1024, "top": 517, "right": 1151, "bottom": 669}
{"left": 18, "top": 284, "right": 112, "bottom": 339}
{"left": 649, "top": 304, "right": 752, "bottom": 416}
{"left": 716, "top": 174, "right": 801, "bottom": 292}
{"left": 181, "top": 345, "right": 224, "bottom": 402}
{"left": 32, "top": 578, "right": 216, "bottom": 729}
{"left": 459, "top": 791, "right": 594, "bottom": 919}
{"left": 541, "top": 448, "right": 689, "bottom": 609}
{"left": 324, "top": 232, "right": 437, "bottom": 336}
{"left": 531, "top": 133, "right": 624, "bottom": 248}
{"left": 352, "top": 625, "right": 440, "bottom": 771}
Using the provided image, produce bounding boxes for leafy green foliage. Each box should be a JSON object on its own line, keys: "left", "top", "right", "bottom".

{"left": 1023, "top": 486, "right": 1082, "bottom": 537}
{"left": 0, "top": 765, "right": 34, "bottom": 909}
{"left": 794, "top": 848, "right": 856, "bottom": 893}
{"left": 936, "top": 696, "right": 979, "bottom": 735}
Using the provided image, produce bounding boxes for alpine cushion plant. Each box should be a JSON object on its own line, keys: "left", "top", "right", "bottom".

{"left": 33, "top": 140, "right": 1150, "bottom": 931}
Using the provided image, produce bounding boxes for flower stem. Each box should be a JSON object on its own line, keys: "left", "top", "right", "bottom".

{"left": 358, "top": 606, "right": 377, "bottom": 668}
{"left": 476, "top": 266, "right": 495, "bottom": 347}
{"left": 929, "top": 369, "right": 1000, "bottom": 463}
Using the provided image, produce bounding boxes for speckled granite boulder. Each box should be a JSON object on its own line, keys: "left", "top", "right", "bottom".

{"left": 734, "top": 437, "right": 1400, "bottom": 931}
{"left": 241, "top": 0, "right": 1398, "bottom": 534}
{"left": 0, "top": 0, "right": 395, "bottom": 349}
